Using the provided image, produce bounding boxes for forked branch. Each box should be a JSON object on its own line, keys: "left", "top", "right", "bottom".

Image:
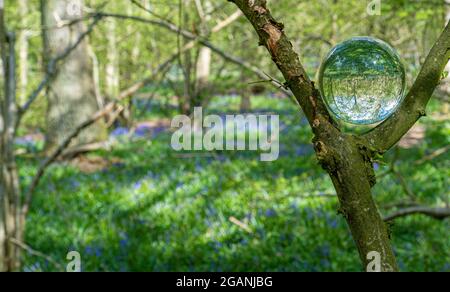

{"left": 363, "top": 22, "right": 450, "bottom": 152}
{"left": 228, "top": 0, "right": 331, "bottom": 126}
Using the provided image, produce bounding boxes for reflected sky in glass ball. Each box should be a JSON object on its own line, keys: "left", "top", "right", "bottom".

{"left": 319, "top": 37, "right": 406, "bottom": 125}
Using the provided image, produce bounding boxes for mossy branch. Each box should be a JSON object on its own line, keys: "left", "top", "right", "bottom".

{"left": 363, "top": 21, "right": 450, "bottom": 153}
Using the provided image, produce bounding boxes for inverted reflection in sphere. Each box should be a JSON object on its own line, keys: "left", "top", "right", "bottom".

{"left": 319, "top": 37, "right": 406, "bottom": 125}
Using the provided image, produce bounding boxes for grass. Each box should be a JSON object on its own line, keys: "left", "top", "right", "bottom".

{"left": 17, "top": 94, "right": 450, "bottom": 272}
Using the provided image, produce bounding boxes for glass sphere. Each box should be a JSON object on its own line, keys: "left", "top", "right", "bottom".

{"left": 318, "top": 37, "right": 406, "bottom": 125}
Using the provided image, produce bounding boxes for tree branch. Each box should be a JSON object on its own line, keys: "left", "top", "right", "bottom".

{"left": 116, "top": 10, "right": 245, "bottom": 102}
{"left": 384, "top": 207, "right": 450, "bottom": 221}
{"left": 22, "top": 102, "right": 115, "bottom": 216}
{"left": 9, "top": 238, "right": 64, "bottom": 271}
{"left": 227, "top": 0, "right": 334, "bottom": 127}
{"left": 415, "top": 145, "right": 450, "bottom": 165}
{"left": 94, "top": 12, "right": 291, "bottom": 97}
{"left": 363, "top": 21, "right": 450, "bottom": 152}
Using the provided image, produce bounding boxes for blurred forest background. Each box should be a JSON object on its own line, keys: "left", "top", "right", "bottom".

{"left": 0, "top": 0, "right": 449, "bottom": 271}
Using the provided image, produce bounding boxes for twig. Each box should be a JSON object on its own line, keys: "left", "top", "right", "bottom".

{"left": 9, "top": 238, "right": 64, "bottom": 271}
{"left": 61, "top": 142, "right": 109, "bottom": 160}
{"left": 377, "top": 148, "right": 416, "bottom": 200}
{"left": 129, "top": 0, "right": 171, "bottom": 23}
{"left": 229, "top": 216, "right": 252, "bottom": 233}
{"left": 384, "top": 207, "right": 450, "bottom": 221}
{"left": 415, "top": 145, "right": 450, "bottom": 165}
{"left": 382, "top": 201, "right": 420, "bottom": 210}
{"left": 113, "top": 9, "right": 246, "bottom": 102}
{"left": 91, "top": 12, "right": 291, "bottom": 97}
{"left": 22, "top": 102, "right": 116, "bottom": 216}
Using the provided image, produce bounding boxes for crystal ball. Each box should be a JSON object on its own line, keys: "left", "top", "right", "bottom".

{"left": 318, "top": 37, "right": 406, "bottom": 125}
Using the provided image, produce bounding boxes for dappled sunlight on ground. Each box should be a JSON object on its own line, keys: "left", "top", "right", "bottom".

{"left": 18, "top": 95, "right": 450, "bottom": 272}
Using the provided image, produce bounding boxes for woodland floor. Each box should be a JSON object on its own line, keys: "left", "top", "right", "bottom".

{"left": 17, "top": 94, "right": 449, "bottom": 272}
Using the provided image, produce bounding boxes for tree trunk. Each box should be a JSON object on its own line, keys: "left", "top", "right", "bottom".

{"left": 240, "top": 91, "right": 251, "bottom": 112}
{"left": 0, "top": 9, "right": 22, "bottom": 269}
{"left": 313, "top": 133, "right": 397, "bottom": 271}
{"left": 194, "top": 0, "right": 212, "bottom": 108}
{"left": 239, "top": 74, "right": 251, "bottom": 112}
{"left": 179, "top": 0, "right": 194, "bottom": 115}
{"left": 41, "top": 0, "right": 106, "bottom": 151}
{"left": 195, "top": 46, "right": 211, "bottom": 105}
{"left": 105, "top": 18, "right": 120, "bottom": 100}
{"left": 17, "top": 0, "right": 29, "bottom": 104}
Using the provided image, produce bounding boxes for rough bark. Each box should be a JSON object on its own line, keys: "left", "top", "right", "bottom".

{"left": 41, "top": 0, "right": 107, "bottom": 151}
{"left": 230, "top": 0, "right": 450, "bottom": 271}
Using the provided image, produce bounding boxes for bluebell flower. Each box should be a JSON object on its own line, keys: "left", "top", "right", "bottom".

{"left": 328, "top": 219, "right": 338, "bottom": 229}
{"left": 85, "top": 246, "right": 94, "bottom": 255}
{"left": 95, "top": 247, "right": 102, "bottom": 257}
{"left": 319, "top": 244, "right": 331, "bottom": 257}
{"left": 137, "top": 219, "right": 147, "bottom": 225}
{"left": 119, "top": 239, "right": 128, "bottom": 249}
{"left": 290, "top": 202, "right": 299, "bottom": 211}
{"left": 15, "top": 136, "right": 35, "bottom": 147}
{"left": 175, "top": 182, "right": 184, "bottom": 191}
{"left": 206, "top": 206, "right": 217, "bottom": 216}
{"left": 133, "top": 181, "right": 142, "bottom": 190}
{"left": 70, "top": 179, "right": 80, "bottom": 188}
{"left": 265, "top": 208, "right": 277, "bottom": 218}
{"left": 320, "top": 259, "right": 331, "bottom": 268}
{"left": 373, "top": 163, "right": 380, "bottom": 171}
{"left": 404, "top": 242, "right": 413, "bottom": 251}
{"left": 441, "top": 263, "right": 450, "bottom": 272}
{"left": 110, "top": 127, "right": 129, "bottom": 137}
{"left": 204, "top": 218, "right": 213, "bottom": 227}
{"left": 112, "top": 162, "right": 126, "bottom": 168}
{"left": 295, "top": 144, "right": 314, "bottom": 156}
{"left": 304, "top": 208, "right": 314, "bottom": 220}
{"left": 195, "top": 162, "right": 203, "bottom": 171}
{"left": 146, "top": 171, "right": 156, "bottom": 179}
{"left": 135, "top": 125, "right": 152, "bottom": 137}
{"left": 152, "top": 126, "right": 166, "bottom": 137}
{"left": 119, "top": 232, "right": 129, "bottom": 249}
